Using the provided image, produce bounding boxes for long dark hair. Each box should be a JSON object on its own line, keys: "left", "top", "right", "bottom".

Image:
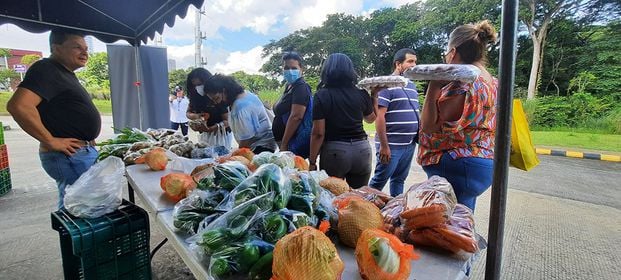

{"left": 317, "top": 53, "right": 357, "bottom": 89}
{"left": 204, "top": 74, "right": 245, "bottom": 106}
{"left": 185, "top": 68, "right": 212, "bottom": 96}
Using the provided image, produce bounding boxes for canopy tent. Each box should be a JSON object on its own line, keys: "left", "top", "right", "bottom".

{"left": 0, "top": 0, "right": 204, "bottom": 46}
{"left": 0, "top": 1, "right": 518, "bottom": 279}
{"left": 1, "top": 0, "right": 205, "bottom": 130}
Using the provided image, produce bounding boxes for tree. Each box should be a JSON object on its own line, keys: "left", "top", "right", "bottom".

{"left": 520, "top": 0, "right": 620, "bottom": 99}
{"left": 168, "top": 68, "right": 190, "bottom": 93}
{"left": 76, "top": 52, "right": 109, "bottom": 90}
{"left": 0, "top": 48, "right": 10, "bottom": 62}
{"left": 231, "top": 71, "right": 279, "bottom": 93}
{"left": 20, "top": 54, "right": 41, "bottom": 66}
{"left": 0, "top": 69, "right": 18, "bottom": 90}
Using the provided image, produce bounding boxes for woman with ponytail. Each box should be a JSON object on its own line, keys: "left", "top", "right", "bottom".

{"left": 417, "top": 20, "right": 499, "bottom": 211}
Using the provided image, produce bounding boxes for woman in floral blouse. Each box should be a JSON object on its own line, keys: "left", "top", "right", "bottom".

{"left": 418, "top": 20, "right": 498, "bottom": 210}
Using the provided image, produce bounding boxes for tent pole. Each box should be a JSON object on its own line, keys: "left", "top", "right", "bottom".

{"left": 485, "top": 0, "right": 519, "bottom": 279}
{"left": 135, "top": 46, "right": 143, "bottom": 130}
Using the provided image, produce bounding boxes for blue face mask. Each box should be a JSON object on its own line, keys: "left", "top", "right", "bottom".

{"left": 283, "top": 69, "right": 300, "bottom": 84}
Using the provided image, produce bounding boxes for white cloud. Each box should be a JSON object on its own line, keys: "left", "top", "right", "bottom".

{"left": 1, "top": 1, "right": 419, "bottom": 75}
{"left": 211, "top": 46, "right": 267, "bottom": 75}
{"left": 285, "top": 0, "right": 365, "bottom": 31}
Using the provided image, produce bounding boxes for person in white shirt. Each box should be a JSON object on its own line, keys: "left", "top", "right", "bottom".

{"left": 169, "top": 86, "right": 190, "bottom": 135}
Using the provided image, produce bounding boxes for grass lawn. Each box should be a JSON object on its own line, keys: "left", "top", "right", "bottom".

{"left": 0, "top": 91, "right": 112, "bottom": 114}
{"left": 531, "top": 131, "right": 621, "bottom": 153}
{"left": 363, "top": 122, "right": 621, "bottom": 153}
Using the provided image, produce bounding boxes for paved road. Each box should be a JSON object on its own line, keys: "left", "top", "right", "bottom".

{"left": 0, "top": 115, "right": 619, "bottom": 279}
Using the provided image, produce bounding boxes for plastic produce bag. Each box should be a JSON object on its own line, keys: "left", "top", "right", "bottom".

{"left": 381, "top": 194, "right": 405, "bottom": 238}
{"left": 309, "top": 170, "right": 329, "bottom": 183}
{"left": 311, "top": 187, "right": 338, "bottom": 234}
{"left": 212, "top": 161, "right": 252, "bottom": 191}
{"left": 400, "top": 176, "right": 457, "bottom": 230}
{"left": 333, "top": 186, "right": 391, "bottom": 209}
{"left": 189, "top": 193, "right": 275, "bottom": 276}
{"left": 191, "top": 146, "right": 230, "bottom": 159}
{"left": 172, "top": 189, "right": 228, "bottom": 234}
{"left": 407, "top": 204, "right": 479, "bottom": 257}
{"left": 251, "top": 151, "right": 295, "bottom": 169}
{"left": 220, "top": 163, "right": 292, "bottom": 210}
{"left": 403, "top": 64, "right": 481, "bottom": 83}
{"left": 63, "top": 157, "right": 125, "bottom": 218}
{"left": 357, "top": 75, "right": 409, "bottom": 91}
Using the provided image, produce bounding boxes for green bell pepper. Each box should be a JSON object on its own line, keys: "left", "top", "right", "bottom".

{"left": 248, "top": 251, "right": 273, "bottom": 280}
{"left": 238, "top": 243, "right": 261, "bottom": 273}
{"left": 263, "top": 214, "right": 287, "bottom": 243}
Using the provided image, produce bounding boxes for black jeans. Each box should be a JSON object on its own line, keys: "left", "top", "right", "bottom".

{"left": 171, "top": 122, "right": 188, "bottom": 136}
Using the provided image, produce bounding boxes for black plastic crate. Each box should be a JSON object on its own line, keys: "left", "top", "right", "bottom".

{"left": 51, "top": 200, "right": 152, "bottom": 280}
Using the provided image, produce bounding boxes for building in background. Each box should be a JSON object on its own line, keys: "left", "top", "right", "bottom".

{"left": 167, "top": 59, "right": 176, "bottom": 72}
{"left": 85, "top": 36, "right": 94, "bottom": 54}
{"left": 0, "top": 48, "right": 43, "bottom": 91}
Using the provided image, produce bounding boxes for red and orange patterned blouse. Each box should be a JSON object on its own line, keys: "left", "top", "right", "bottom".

{"left": 417, "top": 76, "right": 498, "bottom": 166}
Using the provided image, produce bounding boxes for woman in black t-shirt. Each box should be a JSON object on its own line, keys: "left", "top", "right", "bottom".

{"left": 309, "top": 53, "right": 378, "bottom": 188}
{"left": 185, "top": 68, "right": 232, "bottom": 149}
{"left": 272, "top": 51, "right": 313, "bottom": 158}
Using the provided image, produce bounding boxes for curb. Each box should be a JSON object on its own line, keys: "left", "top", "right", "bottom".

{"left": 368, "top": 133, "right": 620, "bottom": 163}
{"left": 535, "top": 148, "right": 621, "bottom": 163}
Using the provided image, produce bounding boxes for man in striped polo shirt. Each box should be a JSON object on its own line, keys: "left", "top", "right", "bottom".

{"left": 369, "top": 48, "right": 420, "bottom": 197}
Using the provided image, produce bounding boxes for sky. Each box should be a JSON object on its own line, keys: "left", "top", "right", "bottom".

{"left": 0, "top": 0, "right": 417, "bottom": 75}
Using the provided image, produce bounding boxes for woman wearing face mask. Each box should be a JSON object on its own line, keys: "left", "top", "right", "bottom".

{"left": 417, "top": 20, "right": 498, "bottom": 211}
{"left": 272, "top": 51, "right": 313, "bottom": 158}
{"left": 185, "top": 68, "right": 232, "bottom": 149}
{"left": 204, "top": 74, "right": 277, "bottom": 154}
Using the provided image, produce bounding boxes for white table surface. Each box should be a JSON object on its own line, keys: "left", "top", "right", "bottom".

{"left": 126, "top": 164, "right": 178, "bottom": 213}
{"left": 126, "top": 166, "right": 478, "bottom": 280}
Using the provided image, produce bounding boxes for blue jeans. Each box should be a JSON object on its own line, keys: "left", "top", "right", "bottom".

{"left": 422, "top": 153, "right": 493, "bottom": 210}
{"left": 369, "top": 144, "right": 415, "bottom": 197}
{"left": 39, "top": 146, "right": 98, "bottom": 209}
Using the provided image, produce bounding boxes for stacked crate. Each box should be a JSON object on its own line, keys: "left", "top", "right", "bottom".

{"left": 0, "top": 122, "right": 11, "bottom": 196}
{"left": 51, "top": 200, "right": 152, "bottom": 280}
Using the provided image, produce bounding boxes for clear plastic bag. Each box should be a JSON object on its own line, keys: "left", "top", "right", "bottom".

{"left": 190, "top": 146, "right": 230, "bottom": 159}
{"left": 212, "top": 161, "right": 252, "bottom": 191}
{"left": 63, "top": 157, "right": 125, "bottom": 218}
{"left": 357, "top": 75, "right": 409, "bottom": 91}
{"left": 251, "top": 151, "right": 295, "bottom": 169}
{"left": 167, "top": 150, "right": 215, "bottom": 173}
{"left": 381, "top": 194, "right": 405, "bottom": 237}
{"left": 406, "top": 204, "right": 479, "bottom": 257}
{"left": 333, "top": 186, "right": 391, "bottom": 209}
{"left": 219, "top": 163, "right": 292, "bottom": 210}
{"left": 172, "top": 189, "right": 228, "bottom": 235}
{"left": 189, "top": 193, "right": 275, "bottom": 277}
{"left": 400, "top": 176, "right": 457, "bottom": 234}
{"left": 309, "top": 170, "right": 329, "bottom": 183}
{"left": 403, "top": 64, "right": 481, "bottom": 83}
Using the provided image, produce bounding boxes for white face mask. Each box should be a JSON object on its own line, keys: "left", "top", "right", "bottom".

{"left": 195, "top": 85, "right": 205, "bottom": 96}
